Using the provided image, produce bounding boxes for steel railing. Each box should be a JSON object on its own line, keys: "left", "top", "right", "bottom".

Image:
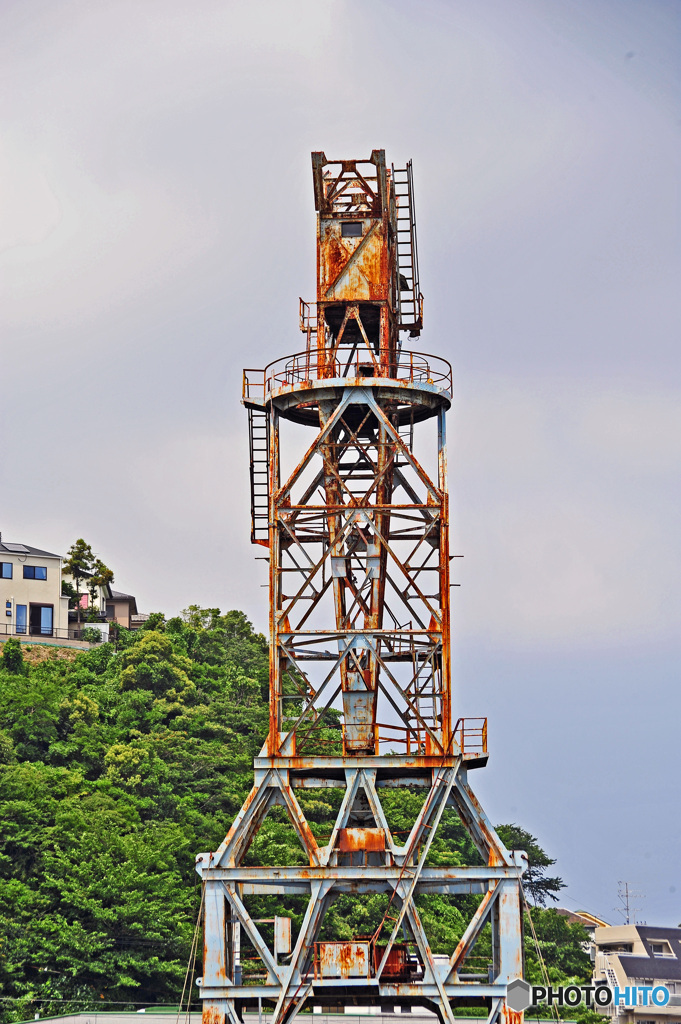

{"left": 0, "top": 624, "right": 109, "bottom": 642}
{"left": 243, "top": 348, "right": 452, "bottom": 405}
{"left": 453, "top": 717, "right": 488, "bottom": 756}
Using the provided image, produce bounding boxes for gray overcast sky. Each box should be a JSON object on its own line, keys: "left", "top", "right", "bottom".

{"left": 1, "top": 0, "right": 679, "bottom": 925}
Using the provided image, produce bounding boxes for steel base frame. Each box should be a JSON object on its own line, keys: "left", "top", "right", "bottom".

{"left": 196, "top": 758, "right": 526, "bottom": 1024}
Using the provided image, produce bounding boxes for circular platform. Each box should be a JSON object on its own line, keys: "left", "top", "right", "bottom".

{"left": 243, "top": 349, "right": 452, "bottom": 427}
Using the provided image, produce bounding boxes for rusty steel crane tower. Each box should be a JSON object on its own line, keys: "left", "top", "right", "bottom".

{"left": 196, "top": 150, "right": 527, "bottom": 1024}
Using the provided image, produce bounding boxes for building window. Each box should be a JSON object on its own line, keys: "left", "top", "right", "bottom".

{"left": 16, "top": 605, "right": 27, "bottom": 634}
{"left": 23, "top": 566, "right": 47, "bottom": 580}
{"left": 38, "top": 606, "right": 53, "bottom": 636}
{"left": 341, "top": 221, "right": 362, "bottom": 238}
{"left": 1, "top": 562, "right": 12, "bottom": 578}
{"left": 649, "top": 941, "right": 674, "bottom": 957}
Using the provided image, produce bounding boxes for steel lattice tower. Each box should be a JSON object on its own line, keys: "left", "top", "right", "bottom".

{"left": 196, "top": 150, "right": 526, "bottom": 1024}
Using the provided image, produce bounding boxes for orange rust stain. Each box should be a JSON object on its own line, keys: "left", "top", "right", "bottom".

{"left": 374, "top": 943, "right": 412, "bottom": 979}
{"left": 316, "top": 941, "right": 370, "bottom": 979}
{"left": 203, "top": 1007, "right": 225, "bottom": 1024}
{"left": 338, "top": 827, "right": 386, "bottom": 852}
{"left": 319, "top": 222, "right": 387, "bottom": 301}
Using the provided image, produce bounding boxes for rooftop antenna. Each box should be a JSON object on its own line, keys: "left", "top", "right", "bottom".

{"left": 615, "top": 881, "right": 646, "bottom": 925}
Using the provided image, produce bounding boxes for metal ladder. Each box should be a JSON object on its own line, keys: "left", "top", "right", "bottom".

{"left": 392, "top": 162, "right": 422, "bottom": 334}
{"left": 604, "top": 961, "right": 621, "bottom": 1018}
{"left": 247, "top": 407, "right": 270, "bottom": 545}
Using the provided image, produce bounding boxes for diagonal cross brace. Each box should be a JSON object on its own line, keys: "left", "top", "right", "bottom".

{"left": 220, "top": 882, "right": 283, "bottom": 985}
{"left": 376, "top": 761, "right": 460, "bottom": 978}
{"left": 270, "top": 879, "right": 334, "bottom": 1024}
{"left": 446, "top": 881, "right": 500, "bottom": 979}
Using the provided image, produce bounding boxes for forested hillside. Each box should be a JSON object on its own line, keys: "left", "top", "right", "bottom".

{"left": 0, "top": 612, "right": 595, "bottom": 1021}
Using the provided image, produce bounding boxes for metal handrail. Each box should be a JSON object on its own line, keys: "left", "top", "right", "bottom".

{"left": 453, "top": 717, "right": 488, "bottom": 756}
{"left": 243, "top": 348, "right": 452, "bottom": 404}
{"left": 0, "top": 623, "right": 109, "bottom": 642}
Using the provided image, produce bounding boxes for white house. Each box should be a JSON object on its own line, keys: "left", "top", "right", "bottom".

{"left": 0, "top": 538, "right": 70, "bottom": 639}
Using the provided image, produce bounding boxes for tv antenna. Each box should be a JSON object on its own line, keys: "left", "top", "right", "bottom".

{"left": 615, "top": 881, "right": 646, "bottom": 924}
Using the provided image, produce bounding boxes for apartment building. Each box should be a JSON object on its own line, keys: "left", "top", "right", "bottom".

{"left": 593, "top": 924, "right": 681, "bottom": 1024}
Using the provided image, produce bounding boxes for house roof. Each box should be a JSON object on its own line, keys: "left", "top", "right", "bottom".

{"left": 109, "top": 591, "right": 138, "bottom": 615}
{"left": 618, "top": 955, "right": 681, "bottom": 982}
{"left": 556, "top": 908, "right": 608, "bottom": 929}
{"left": 0, "top": 541, "right": 61, "bottom": 559}
{"left": 599, "top": 926, "right": 681, "bottom": 982}
{"left": 637, "top": 926, "right": 681, "bottom": 944}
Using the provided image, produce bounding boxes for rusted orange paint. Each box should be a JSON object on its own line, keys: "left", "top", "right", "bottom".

{"left": 374, "top": 943, "right": 415, "bottom": 979}
{"left": 338, "top": 827, "right": 386, "bottom": 852}
{"left": 315, "top": 941, "right": 371, "bottom": 979}
{"left": 202, "top": 1006, "right": 225, "bottom": 1024}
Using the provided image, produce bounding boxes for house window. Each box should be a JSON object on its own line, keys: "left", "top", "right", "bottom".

{"left": 341, "top": 221, "right": 362, "bottom": 238}
{"left": 649, "top": 941, "right": 674, "bottom": 957}
{"left": 0, "top": 562, "right": 12, "bottom": 579}
{"left": 39, "top": 606, "right": 53, "bottom": 636}
{"left": 23, "top": 566, "right": 47, "bottom": 580}
{"left": 16, "top": 605, "right": 27, "bottom": 634}
{"left": 28, "top": 604, "right": 53, "bottom": 636}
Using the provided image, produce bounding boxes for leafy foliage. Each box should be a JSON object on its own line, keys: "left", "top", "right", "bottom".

{"left": 0, "top": 638, "right": 25, "bottom": 675}
{"left": 61, "top": 539, "right": 114, "bottom": 625}
{"left": 496, "top": 824, "right": 566, "bottom": 906}
{"left": 0, "top": 609, "right": 593, "bottom": 1021}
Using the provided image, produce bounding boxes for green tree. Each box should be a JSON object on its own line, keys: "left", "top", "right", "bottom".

{"left": 87, "top": 558, "right": 115, "bottom": 616}
{"left": 62, "top": 541, "right": 114, "bottom": 631}
{"left": 496, "top": 824, "right": 565, "bottom": 906}
{"left": 1, "top": 638, "right": 25, "bottom": 675}
{"left": 62, "top": 539, "right": 94, "bottom": 630}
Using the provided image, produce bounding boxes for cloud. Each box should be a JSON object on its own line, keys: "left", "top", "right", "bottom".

{"left": 0, "top": 138, "right": 63, "bottom": 252}
{"left": 452, "top": 379, "right": 681, "bottom": 648}
{"left": 577, "top": 389, "right": 681, "bottom": 473}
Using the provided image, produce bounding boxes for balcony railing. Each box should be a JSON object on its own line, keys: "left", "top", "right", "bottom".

{"left": 243, "top": 348, "right": 452, "bottom": 405}
{"left": 0, "top": 623, "right": 109, "bottom": 643}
